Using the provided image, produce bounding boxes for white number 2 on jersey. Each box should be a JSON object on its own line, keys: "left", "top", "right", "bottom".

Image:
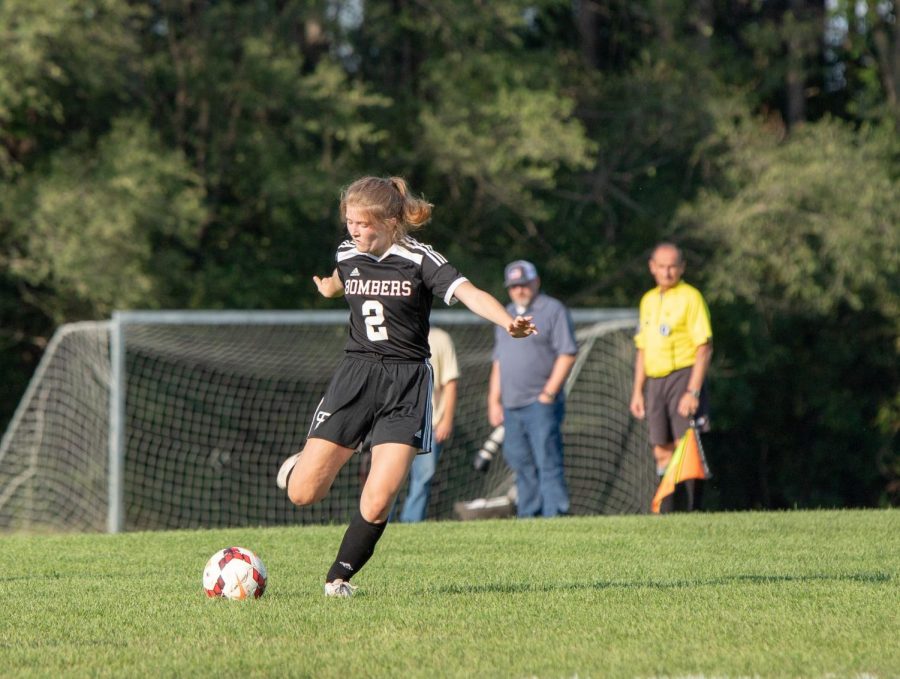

{"left": 362, "top": 300, "right": 389, "bottom": 342}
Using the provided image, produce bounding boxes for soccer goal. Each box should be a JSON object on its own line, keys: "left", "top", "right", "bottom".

{"left": 0, "top": 309, "right": 654, "bottom": 533}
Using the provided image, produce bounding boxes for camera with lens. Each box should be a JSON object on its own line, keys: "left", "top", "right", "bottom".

{"left": 472, "top": 426, "right": 504, "bottom": 472}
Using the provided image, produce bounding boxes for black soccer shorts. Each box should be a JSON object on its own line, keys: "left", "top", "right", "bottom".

{"left": 645, "top": 366, "right": 710, "bottom": 446}
{"left": 306, "top": 353, "right": 433, "bottom": 452}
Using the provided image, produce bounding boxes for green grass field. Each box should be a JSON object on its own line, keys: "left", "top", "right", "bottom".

{"left": 2, "top": 510, "right": 897, "bottom": 678}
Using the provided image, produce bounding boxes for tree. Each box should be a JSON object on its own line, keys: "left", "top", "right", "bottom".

{"left": 677, "top": 115, "right": 899, "bottom": 507}
{"left": 3, "top": 117, "right": 205, "bottom": 320}
{"left": 827, "top": 0, "right": 900, "bottom": 122}
{"left": 0, "top": 0, "right": 897, "bottom": 509}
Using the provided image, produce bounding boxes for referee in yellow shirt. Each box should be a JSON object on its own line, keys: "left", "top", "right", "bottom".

{"left": 630, "top": 243, "right": 712, "bottom": 511}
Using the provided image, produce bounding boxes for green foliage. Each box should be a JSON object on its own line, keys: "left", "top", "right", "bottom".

{"left": 681, "top": 117, "right": 899, "bottom": 317}
{"left": 0, "top": 0, "right": 145, "bottom": 177}
{"left": 420, "top": 51, "right": 594, "bottom": 224}
{"left": 827, "top": 0, "right": 900, "bottom": 121}
{"left": 131, "top": 1, "right": 393, "bottom": 308}
{"left": 554, "top": 53, "right": 719, "bottom": 300}
{"left": 4, "top": 117, "right": 205, "bottom": 320}
{"left": 0, "top": 0, "right": 897, "bottom": 507}
{"left": 678, "top": 116, "right": 899, "bottom": 508}
{"left": 2, "top": 512, "right": 898, "bottom": 676}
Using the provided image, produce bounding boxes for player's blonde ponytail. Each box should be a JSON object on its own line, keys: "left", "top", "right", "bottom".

{"left": 341, "top": 176, "right": 433, "bottom": 241}
{"left": 389, "top": 177, "right": 433, "bottom": 233}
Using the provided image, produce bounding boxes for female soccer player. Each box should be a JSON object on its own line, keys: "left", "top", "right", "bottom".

{"left": 276, "top": 176, "right": 536, "bottom": 596}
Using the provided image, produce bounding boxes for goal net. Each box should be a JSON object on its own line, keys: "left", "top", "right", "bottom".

{"left": 0, "top": 310, "right": 654, "bottom": 532}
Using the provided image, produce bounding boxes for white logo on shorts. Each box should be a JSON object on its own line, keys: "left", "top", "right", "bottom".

{"left": 314, "top": 411, "right": 332, "bottom": 429}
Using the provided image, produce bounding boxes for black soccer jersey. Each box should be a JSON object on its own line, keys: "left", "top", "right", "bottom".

{"left": 335, "top": 236, "right": 467, "bottom": 360}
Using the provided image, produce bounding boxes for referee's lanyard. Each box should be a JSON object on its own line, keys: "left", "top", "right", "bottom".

{"left": 655, "top": 292, "right": 676, "bottom": 371}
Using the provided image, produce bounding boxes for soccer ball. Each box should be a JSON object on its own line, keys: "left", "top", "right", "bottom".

{"left": 203, "top": 546, "right": 267, "bottom": 600}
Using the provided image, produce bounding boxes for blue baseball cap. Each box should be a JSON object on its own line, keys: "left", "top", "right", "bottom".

{"left": 504, "top": 260, "right": 538, "bottom": 287}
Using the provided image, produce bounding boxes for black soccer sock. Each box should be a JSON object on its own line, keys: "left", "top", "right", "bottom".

{"left": 326, "top": 510, "right": 387, "bottom": 582}
{"left": 673, "top": 479, "right": 703, "bottom": 512}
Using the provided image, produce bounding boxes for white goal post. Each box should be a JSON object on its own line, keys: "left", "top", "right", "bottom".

{"left": 0, "top": 309, "right": 654, "bottom": 533}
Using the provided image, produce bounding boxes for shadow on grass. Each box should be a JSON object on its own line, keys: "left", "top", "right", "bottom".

{"left": 432, "top": 571, "right": 893, "bottom": 595}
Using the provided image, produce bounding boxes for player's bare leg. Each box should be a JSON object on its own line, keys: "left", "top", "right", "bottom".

{"left": 324, "top": 443, "right": 418, "bottom": 595}
{"left": 360, "top": 443, "right": 419, "bottom": 521}
{"left": 285, "top": 438, "right": 355, "bottom": 506}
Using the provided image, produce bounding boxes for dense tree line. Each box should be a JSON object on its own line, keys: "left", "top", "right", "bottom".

{"left": 1, "top": 0, "right": 896, "bottom": 508}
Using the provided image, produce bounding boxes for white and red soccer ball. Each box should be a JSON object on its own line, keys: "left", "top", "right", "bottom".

{"left": 203, "top": 546, "right": 267, "bottom": 600}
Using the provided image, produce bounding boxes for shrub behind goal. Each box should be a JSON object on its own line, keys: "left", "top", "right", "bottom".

{"left": 0, "top": 310, "right": 654, "bottom": 532}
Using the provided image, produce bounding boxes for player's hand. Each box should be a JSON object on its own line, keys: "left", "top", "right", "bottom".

{"left": 313, "top": 272, "right": 344, "bottom": 298}
{"left": 507, "top": 315, "right": 537, "bottom": 338}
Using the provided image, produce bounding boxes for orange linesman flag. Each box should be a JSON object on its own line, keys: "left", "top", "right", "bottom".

{"left": 651, "top": 424, "right": 712, "bottom": 514}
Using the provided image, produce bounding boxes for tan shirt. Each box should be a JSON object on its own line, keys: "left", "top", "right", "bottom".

{"left": 428, "top": 327, "right": 460, "bottom": 425}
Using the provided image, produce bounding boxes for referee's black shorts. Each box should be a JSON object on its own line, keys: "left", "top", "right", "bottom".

{"left": 307, "top": 353, "right": 433, "bottom": 453}
{"left": 645, "top": 366, "right": 710, "bottom": 446}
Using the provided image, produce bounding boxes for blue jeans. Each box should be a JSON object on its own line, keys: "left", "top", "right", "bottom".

{"left": 502, "top": 400, "right": 569, "bottom": 518}
{"left": 399, "top": 437, "right": 443, "bottom": 523}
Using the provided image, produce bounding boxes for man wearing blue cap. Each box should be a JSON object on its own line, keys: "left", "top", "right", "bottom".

{"left": 487, "top": 260, "right": 577, "bottom": 517}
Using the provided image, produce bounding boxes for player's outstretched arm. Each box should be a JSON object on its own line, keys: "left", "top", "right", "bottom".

{"left": 453, "top": 281, "right": 537, "bottom": 338}
{"left": 313, "top": 269, "right": 344, "bottom": 298}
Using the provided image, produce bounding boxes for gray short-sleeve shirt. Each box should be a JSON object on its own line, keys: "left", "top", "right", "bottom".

{"left": 492, "top": 293, "right": 577, "bottom": 409}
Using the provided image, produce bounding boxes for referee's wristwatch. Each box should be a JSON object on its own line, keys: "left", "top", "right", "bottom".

{"left": 687, "top": 388, "right": 701, "bottom": 399}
